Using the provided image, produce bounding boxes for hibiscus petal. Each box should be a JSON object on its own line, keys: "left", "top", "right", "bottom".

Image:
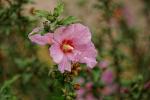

{"left": 81, "top": 57, "right": 97, "bottom": 68}
{"left": 29, "top": 33, "right": 53, "bottom": 45}
{"left": 29, "top": 27, "right": 41, "bottom": 35}
{"left": 53, "top": 26, "right": 67, "bottom": 43}
{"left": 67, "top": 42, "right": 97, "bottom": 68}
{"left": 54, "top": 23, "right": 92, "bottom": 44}
{"left": 54, "top": 26, "right": 66, "bottom": 34}
{"left": 71, "top": 23, "right": 92, "bottom": 45}
{"left": 66, "top": 49, "right": 81, "bottom": 62}
{"left": 49, "top": 44, "right": 64, "bottom": 63}
{"left": 76, "top": 42, "right": 97, "bottom": 58}
{"left": 28, "top": 27, "right": 53, "bottom": 45}
{"left": 58, "top": 56, "right": 71, "bottom": 73}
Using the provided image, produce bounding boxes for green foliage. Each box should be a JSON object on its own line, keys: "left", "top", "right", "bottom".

{"left": 0, "top": 0, "right": 35, "bottom": 36}
{"left": 34, "top": 2, "right": 78, "bottom": 33}
{"left": 60, "top": 16, "right": 79, "bottom": 25}
{"left": 34, "top": 10, "right": 50, "bottom": 18}
{"left": 0, "top": 0, "right": 55, "bottom": 99}
{"left": 54, "top": 2, "right": 64, "bottom": 17}
{"left": 92, "top": 67, "right": 101, "bottom": 82}
{"left": 0, "top": 75, "right": 20, "bottom": 100}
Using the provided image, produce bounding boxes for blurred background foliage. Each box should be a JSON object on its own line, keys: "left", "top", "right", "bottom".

{"left": 0, "top": 0, "right": 150, "bottom": 100}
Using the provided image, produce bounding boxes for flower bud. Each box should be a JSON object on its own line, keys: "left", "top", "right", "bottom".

{"left": 74, "top": 83, "right": 81, "bottom": 90}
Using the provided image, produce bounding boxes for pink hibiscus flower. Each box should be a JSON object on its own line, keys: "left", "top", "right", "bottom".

{"left": 85, "top": 82, "right": 93, "bottom": 90}
{"left": 101, "top": 69, "right": 114, "bottom": 85}
{"left": 85, "top": 93, "right": 96, "bottom": 100}
{"left": 76, "top": 88, "right": 85, "bottom": 100}
{"left": 29, "top": 23, "right": 97, "bottom": 73}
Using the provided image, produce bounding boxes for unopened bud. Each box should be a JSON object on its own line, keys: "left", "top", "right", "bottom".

{"left": 120, "top": 87, "right": 129, "bottom": 94}
{"left": 73, "top": 83, "right": 80, "bottom": 90}
{"left": 144, "top": 81, "right": 150, "bottom": 89}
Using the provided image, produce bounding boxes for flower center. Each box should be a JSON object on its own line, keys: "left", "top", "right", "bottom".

{"left": 60, "top": 40, "right": 74, "bottom": 53}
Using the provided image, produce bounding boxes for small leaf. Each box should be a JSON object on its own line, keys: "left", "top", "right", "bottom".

{"left": 59, "top": 16, "right": 79, "bottom": 25}
{"left": 34, "top": 10, "right": 50, "bottom": 18}
{"left": 22, "top": 73, "right": 33, "bottom": 84}
{"left": 53, "top": 2, "right": 64, "bottom": 17}
{"left": 92, "top": 68, "right": 100, "bottom": 82}
{"left": 0, "top": 75, "right": 20, "bottom": 93}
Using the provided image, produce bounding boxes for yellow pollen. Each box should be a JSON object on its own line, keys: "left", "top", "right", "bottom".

{"left": 63, "top": 44, "right": 74, "bottom": 51}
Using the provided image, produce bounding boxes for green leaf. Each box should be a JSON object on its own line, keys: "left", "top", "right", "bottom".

{"left": 34, "top": 10, "right": 50, "bottom": 18}
{"left": 0, "top": 75, "right": 20, "bottom": 93}
{"left": 0, "top": 75, "right": 19, "bottom": 100}
{"left": 14, "top": 57, "right": 35, "bottom": 69}
{"left": 92, "top": 68, "right": 100, "bottom": 82}
{"left": 22, "top": 73, "right": 33, "bottom": 84}
{"left": 53, "top": 2, "right": 64, "bottom": 17}
{"left": 59, "top": 16, "right": 79, "bottom": 25}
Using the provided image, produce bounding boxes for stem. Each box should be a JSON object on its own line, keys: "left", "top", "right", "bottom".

{"left": 100, "top": 0, "right": 122, "bottom": 99}
{"left": 107, "top": 20, "right": 122, "bottom": 100}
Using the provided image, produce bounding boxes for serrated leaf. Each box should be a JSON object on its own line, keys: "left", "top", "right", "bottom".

{"left": 53, "top": 2, "right": 64, "bottom": 17}
{"left": 59, "top": 16, "right": 78, "bottom": 25}
{"left": 34, "top": 10, "right": 50, "bottom": 18}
